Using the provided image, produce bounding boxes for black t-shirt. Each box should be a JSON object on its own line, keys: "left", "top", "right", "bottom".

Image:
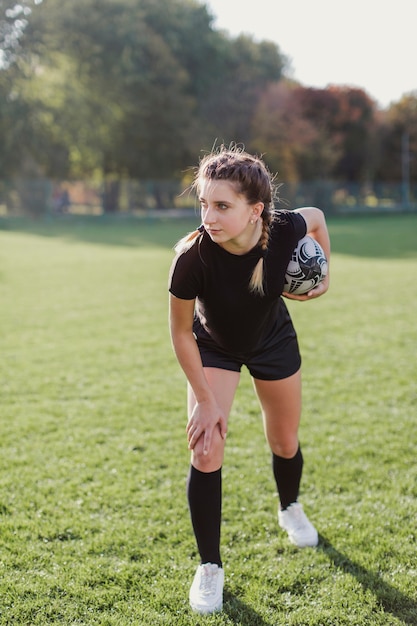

{"left": 169, "top": 210, "right": 307, "bottom": 353}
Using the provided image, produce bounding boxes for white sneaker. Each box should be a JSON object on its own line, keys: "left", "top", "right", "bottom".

{"left": 278, "top": 502, "right": 318, "bottom": 547}
{"left": 189, "top": 563, "right": 224, "bottom": 614}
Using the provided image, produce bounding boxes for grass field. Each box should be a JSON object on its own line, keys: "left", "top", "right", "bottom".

{"left": 0, "top": 213, "right": 416, "bottom": 625}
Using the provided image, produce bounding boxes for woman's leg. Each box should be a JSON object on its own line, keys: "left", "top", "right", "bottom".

{"left": 253, "top": 369, "right": 302, "bottom": 460}
{"left": 253, "top": 370, "right": 318, "bottom": 547}
{"left": 187, "top": 368, "right": 240, "bottom": 614}
{"left": 187, "top": 367, "right": 240, "bottom": 565}
{"left": 253, "top": 369, "right": 302, "bottom": 507}
{"left": 188, "top": 367, "right": 240, "bottom": 472}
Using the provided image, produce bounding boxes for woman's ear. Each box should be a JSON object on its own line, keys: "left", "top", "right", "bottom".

{"left": 252, "top": 202, "right": 264, "bottom": 221}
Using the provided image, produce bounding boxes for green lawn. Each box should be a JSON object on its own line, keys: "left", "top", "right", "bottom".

{"left": 0, "top": 214, "right": 416, "bottom": 625}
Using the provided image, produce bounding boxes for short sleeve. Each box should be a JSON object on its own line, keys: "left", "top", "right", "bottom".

{"left": 168, "top": 244, "right": 202, "bottom": 300}
{"left": 270, "top": 210, "right": 307, "bottom": 250}
{"left": 282, "top": 210, "right": 307, "bottom": 240}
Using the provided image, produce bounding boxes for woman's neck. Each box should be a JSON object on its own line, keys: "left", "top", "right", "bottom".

{"left": 219, "top": 221, "right": 262, "bottom": 256}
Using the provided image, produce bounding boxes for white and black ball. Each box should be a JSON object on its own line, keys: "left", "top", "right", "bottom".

{"left": 283, "top": 235, "right": 328, "bottom": 295}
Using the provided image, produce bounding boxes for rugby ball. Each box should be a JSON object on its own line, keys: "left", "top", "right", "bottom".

{"left": 283, "top": 235, "right": 328, "bottom": 295}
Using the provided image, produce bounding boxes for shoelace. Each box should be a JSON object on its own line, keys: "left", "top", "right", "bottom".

{"left": 198, "top": 565, "right": 219, "bottom": 596}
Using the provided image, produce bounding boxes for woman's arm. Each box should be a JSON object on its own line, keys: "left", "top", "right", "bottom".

{"left": 285, "top": 206, "right": 331, "bottom": 301}
{"left": 169, "top": 294, "right": 227, "bottom": 453}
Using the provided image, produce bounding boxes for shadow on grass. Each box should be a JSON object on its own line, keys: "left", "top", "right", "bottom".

{"left": 1, "top": 213, "right": 417, "bottom": 258}
{"left": 318, "top": 534, "right": 417, "bottom": 625}
{"left": 223, "top": 590, "right": 273, "bottom": 626}
{"left": 0, "top": 214, "right": 200, "bottom": 250}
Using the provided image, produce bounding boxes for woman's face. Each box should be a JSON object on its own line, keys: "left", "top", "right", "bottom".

{"left": 199, "top": 179, "right": 263, "bottom": 254}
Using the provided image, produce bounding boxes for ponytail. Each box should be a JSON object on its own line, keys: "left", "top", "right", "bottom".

{"left": 248, "top": 211, "right": 273, "bottom": 296}
{"left": 174, "top": 226, "right": 203, "bottom": 255}
{"left": 249, "top": 257, "right": 265, "bottom": 296}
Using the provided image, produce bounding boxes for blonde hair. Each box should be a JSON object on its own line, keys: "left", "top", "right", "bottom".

{"left": 175, "top": 144, "right": 279, "bottom": 296}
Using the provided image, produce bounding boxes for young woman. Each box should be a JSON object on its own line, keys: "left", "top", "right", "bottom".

{"left": 168, "top": 145, "right": 330, "bottom": 614}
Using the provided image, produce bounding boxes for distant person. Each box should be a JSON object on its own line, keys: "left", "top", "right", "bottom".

{"left": 60, "top": 189, "right": 70, "bottom": 213}
{"left": 168, "top": 144, "right": 330, "bottom": 614}
{"left": 52, "top": 187, "right": 70, "bottom": 213}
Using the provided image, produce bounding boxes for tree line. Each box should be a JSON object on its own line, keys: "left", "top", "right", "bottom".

{"left": 1, "top": 0, "right": 416, "bottom": 213}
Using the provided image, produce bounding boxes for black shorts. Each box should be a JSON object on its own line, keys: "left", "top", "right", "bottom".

{"left": 193, "top": 318, "right": 301, "bottom": 381}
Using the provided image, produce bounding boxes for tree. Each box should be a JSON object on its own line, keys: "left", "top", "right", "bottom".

{"left": 198, "top": 34, "right": 287, "bottom": 148}
{"left": 2, "top": 0, "right": 289, "bottom": 211}
{"left": 327, "top": 86, "right": 378, "bottom": 182}
{"left": 23, "top": 0, "right": 195, "bottom": 175}
{"left": 0, "top": 0, "right": 37, "bottom": 67}
{"left": 376, "top": 92, "right": 417, "bottom": 184}
{"left": 7, "top": 0, "right": 398, "bottom": 216}
{"left": 252, "top": 83, "right": 342, "bottom": 183}
{"left": 0, "top": 66, "right": 29, "bottom": 178}
{"left": 252, "top": 83, "right": 379, "bottom": 185}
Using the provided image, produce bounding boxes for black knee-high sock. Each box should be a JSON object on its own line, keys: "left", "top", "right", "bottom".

{"left": 272, "top": 445, "right": 303, "bottom": 510}
{"left": 187, "top": 465, "right": 222, "bottom": 568}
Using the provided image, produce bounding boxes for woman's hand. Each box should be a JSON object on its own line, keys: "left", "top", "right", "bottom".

{"left": 186, "top": 398, "right": 227, "bottom": 456}
{"left": 282, "top": 274, "right": 329, "bottom": 301}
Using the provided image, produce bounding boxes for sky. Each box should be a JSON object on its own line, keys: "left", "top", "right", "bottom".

{"left": 205, "top": 0, "right": 416, "bottom": 110}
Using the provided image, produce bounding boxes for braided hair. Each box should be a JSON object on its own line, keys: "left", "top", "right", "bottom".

{"left": 175, "top": 144, "right": 279, "bottom": 296}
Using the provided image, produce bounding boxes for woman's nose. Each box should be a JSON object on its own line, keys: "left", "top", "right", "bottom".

{"left": 203, "top": 205, "right": 216, "bottom": 224}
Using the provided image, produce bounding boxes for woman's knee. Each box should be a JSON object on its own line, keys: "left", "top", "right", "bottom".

{"left": 191, "top": 436, "right": 224, "bottom": 472}
{"left": 269, "top": 436, "right": 299, "bottom": 459}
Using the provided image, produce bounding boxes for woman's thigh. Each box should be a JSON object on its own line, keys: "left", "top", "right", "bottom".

{"left": 188, "top": 367, "right": 240, "bottom": 471}
{"left": 253, "top": 369, "right": 302, "bottom": 458}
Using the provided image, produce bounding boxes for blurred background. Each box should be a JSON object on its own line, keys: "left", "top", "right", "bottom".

{"left": 1, "top": 0, "right": 416, "bottom": 217}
